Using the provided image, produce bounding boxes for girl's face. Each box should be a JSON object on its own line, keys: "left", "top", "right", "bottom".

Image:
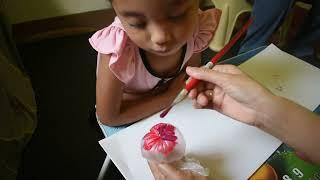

{"left": 113, "top": 0, "right": 199, "bottom": 56}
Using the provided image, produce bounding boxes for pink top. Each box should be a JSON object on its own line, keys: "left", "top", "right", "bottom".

{"left": 89, "top": 9, "right": 220, "bottom": 93}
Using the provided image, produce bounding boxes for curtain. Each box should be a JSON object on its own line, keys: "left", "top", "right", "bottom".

{"left": 0, "top": 12, "right": 37, "bottom": 180}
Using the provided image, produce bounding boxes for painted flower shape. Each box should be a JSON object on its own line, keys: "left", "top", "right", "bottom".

{"left": 141, "top": 123, "right": 185, "bottom": 163}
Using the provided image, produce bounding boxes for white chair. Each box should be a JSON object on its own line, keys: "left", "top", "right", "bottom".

{"left": 96, "top": 117, "right": 126, "bottom": 179}
{"left": 209, "top": 0, "right": 252, "bottom": 52}
{"left": 97, "top": 120, "right": 111, "bottom": 180}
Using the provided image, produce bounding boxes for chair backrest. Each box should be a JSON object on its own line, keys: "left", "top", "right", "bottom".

{"left": 209, "top": 0, "right": 252, "bottom": 51}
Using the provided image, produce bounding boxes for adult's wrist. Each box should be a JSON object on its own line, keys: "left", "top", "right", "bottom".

{"left": 254, "top": 94, "right": 289, "bottom": 139}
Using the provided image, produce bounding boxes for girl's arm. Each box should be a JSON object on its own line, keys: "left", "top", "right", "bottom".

{"left": 96, "top": 53, "right": 200, "bottom": 126}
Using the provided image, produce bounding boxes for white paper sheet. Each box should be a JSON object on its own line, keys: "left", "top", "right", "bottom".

{"left": 239, "top": 44, "right": 320, "bottom": 110}
{"left": 99, "top": 44, "right": 320, "bottom": 180}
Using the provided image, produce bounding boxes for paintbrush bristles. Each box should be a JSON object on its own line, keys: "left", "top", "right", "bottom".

{"left": 160, "top": 88, "right": 189, "bottom": 118}
{"left": 172, "top": 88, "right": 188, "bottom": 105}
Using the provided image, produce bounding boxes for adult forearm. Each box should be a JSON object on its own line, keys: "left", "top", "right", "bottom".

{"left": 259, "top": 95, "right": 320, "bottom": 165}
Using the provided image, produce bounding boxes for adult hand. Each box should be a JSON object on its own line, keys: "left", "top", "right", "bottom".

{"left": 186, "top": 65, "right": 274, "bottom": 127}
{"left": 186, "top": 65, "right": 320, "bottom": 165}
{"left": 148, "top": 161, "right": 208, "bottom": 180}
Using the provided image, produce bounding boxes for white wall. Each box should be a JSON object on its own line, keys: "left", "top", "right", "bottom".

{"left": 4, "top": 0, "right": 111, "bottom": 24}
{"left": 4, "top": 0, "right": 214, "bottom": 24}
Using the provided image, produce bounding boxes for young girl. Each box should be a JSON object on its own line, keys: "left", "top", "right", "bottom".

{"left": 89, "top": 0, "right": 220, "bottom": 135}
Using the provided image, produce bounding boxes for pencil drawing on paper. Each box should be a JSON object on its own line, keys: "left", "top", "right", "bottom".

{"left": 268, "top": 74, "right": 286, "bottom": 92}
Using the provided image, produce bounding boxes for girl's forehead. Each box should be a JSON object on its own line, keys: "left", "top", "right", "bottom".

{"left": 113, "top": 0, "right": 194, "bottom": 15}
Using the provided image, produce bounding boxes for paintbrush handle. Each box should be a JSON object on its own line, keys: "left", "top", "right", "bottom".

{"left": 170, "top": 18, "right": 253, "bottom": 106}
{"left": 185, "top": 18, "right": 253, "bottom": 92}
{"left": 185, "top": 62, "right": 214, "bottom": 91}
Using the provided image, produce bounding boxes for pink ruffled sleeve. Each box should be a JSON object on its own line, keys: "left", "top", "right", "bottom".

{"left": 193, "top": 9, "right": 221, "bottom": 53}
{"left": 89, "top": 17, "right": 136, "bottom": 84}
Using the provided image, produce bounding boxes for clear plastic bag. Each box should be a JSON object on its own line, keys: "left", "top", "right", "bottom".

{"left": 141, "top": 123, "right": 209, "bottom": 176}
{"left": 177, "top": 156, "right": 210, "bottom": 176}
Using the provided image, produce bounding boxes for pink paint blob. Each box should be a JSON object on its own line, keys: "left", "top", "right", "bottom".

{"left": 141, "top": 123, "right": 185, "bottom": 163}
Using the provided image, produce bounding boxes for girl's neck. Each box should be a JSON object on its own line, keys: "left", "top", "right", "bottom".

{"left": 140, "top": 45, "right": 186, "bottom": 78}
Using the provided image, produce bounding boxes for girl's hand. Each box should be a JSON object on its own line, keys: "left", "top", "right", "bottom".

{"left": 148, "top": 162, "right": 208, "bottom": 180}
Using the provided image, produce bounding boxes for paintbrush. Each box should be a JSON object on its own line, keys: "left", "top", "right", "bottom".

{"left": 160, "top": 18, "right": 253, "bottom": 118}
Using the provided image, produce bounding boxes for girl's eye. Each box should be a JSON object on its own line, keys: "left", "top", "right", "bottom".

{"left": 128, "top": 23, "right": 146, "bottom": 29}
{"left": 169, "top": 12, "right": 187, "bottom": 21}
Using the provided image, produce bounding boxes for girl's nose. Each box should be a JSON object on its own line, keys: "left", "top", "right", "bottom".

{"left": 150, "top": 24, "right": 172, "bottom": 46}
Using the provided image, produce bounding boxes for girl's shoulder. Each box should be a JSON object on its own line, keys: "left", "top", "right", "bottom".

{"left": 192, "top": 9, "right": 221, "bottom": 53}
{"left": 89, "top": 17, "right": 134, "bottom": 55}
{"left": 89, "top": 17, "right": 139, "bottom": 85}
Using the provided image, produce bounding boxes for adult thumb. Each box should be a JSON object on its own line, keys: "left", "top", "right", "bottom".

{"left": 158, "top": 163, "right": 180, "bottom": 175}
{"left": 186, "top": 66, "right": 229, "bottom": 88}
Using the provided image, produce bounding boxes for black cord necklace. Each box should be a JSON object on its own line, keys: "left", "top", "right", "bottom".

{"left": 139, "top": 44, "right": 187, "bottom": 80}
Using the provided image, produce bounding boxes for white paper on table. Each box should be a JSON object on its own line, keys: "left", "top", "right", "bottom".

{"left": 99, "top": 44, "right": 320, "bottom": 180}
{"left": 239, "top": 44, "right": 320, "bottom": 111}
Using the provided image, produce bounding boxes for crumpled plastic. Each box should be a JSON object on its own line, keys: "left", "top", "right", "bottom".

{"left": 177, "top": 156, "right": 210, "bottom": 176}
{"left": 141, "top": 123, "right": 209, "bottom": 176}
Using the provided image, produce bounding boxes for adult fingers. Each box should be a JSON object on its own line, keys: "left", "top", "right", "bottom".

{"left": 196, "top": 92, "right": 210, "bottom": 107}
{"left": 212, "top": 64, "right": 242, "bottom": 74}
{"left": 193, "top": 100, "right": 203, "bottom": 109}
{"left": 157, "top": 163, "right": 181, "bottom": 177}
{"left": 186, "top": 66, "right": 233, "bottom": 89}
{"left": 188, "top": 89, "right": 198, "bottom": 99}
{"left": 212, "top": 86, "right": 224, "bottom": 110}
{"left": 188, "top": 82, "right": 206, "bottom": 99}
{"left": 158, "top": 163, "right": 208, "bottom": 180}
{"left": 148, "top": 162, "right": 165, "bottom": 180}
